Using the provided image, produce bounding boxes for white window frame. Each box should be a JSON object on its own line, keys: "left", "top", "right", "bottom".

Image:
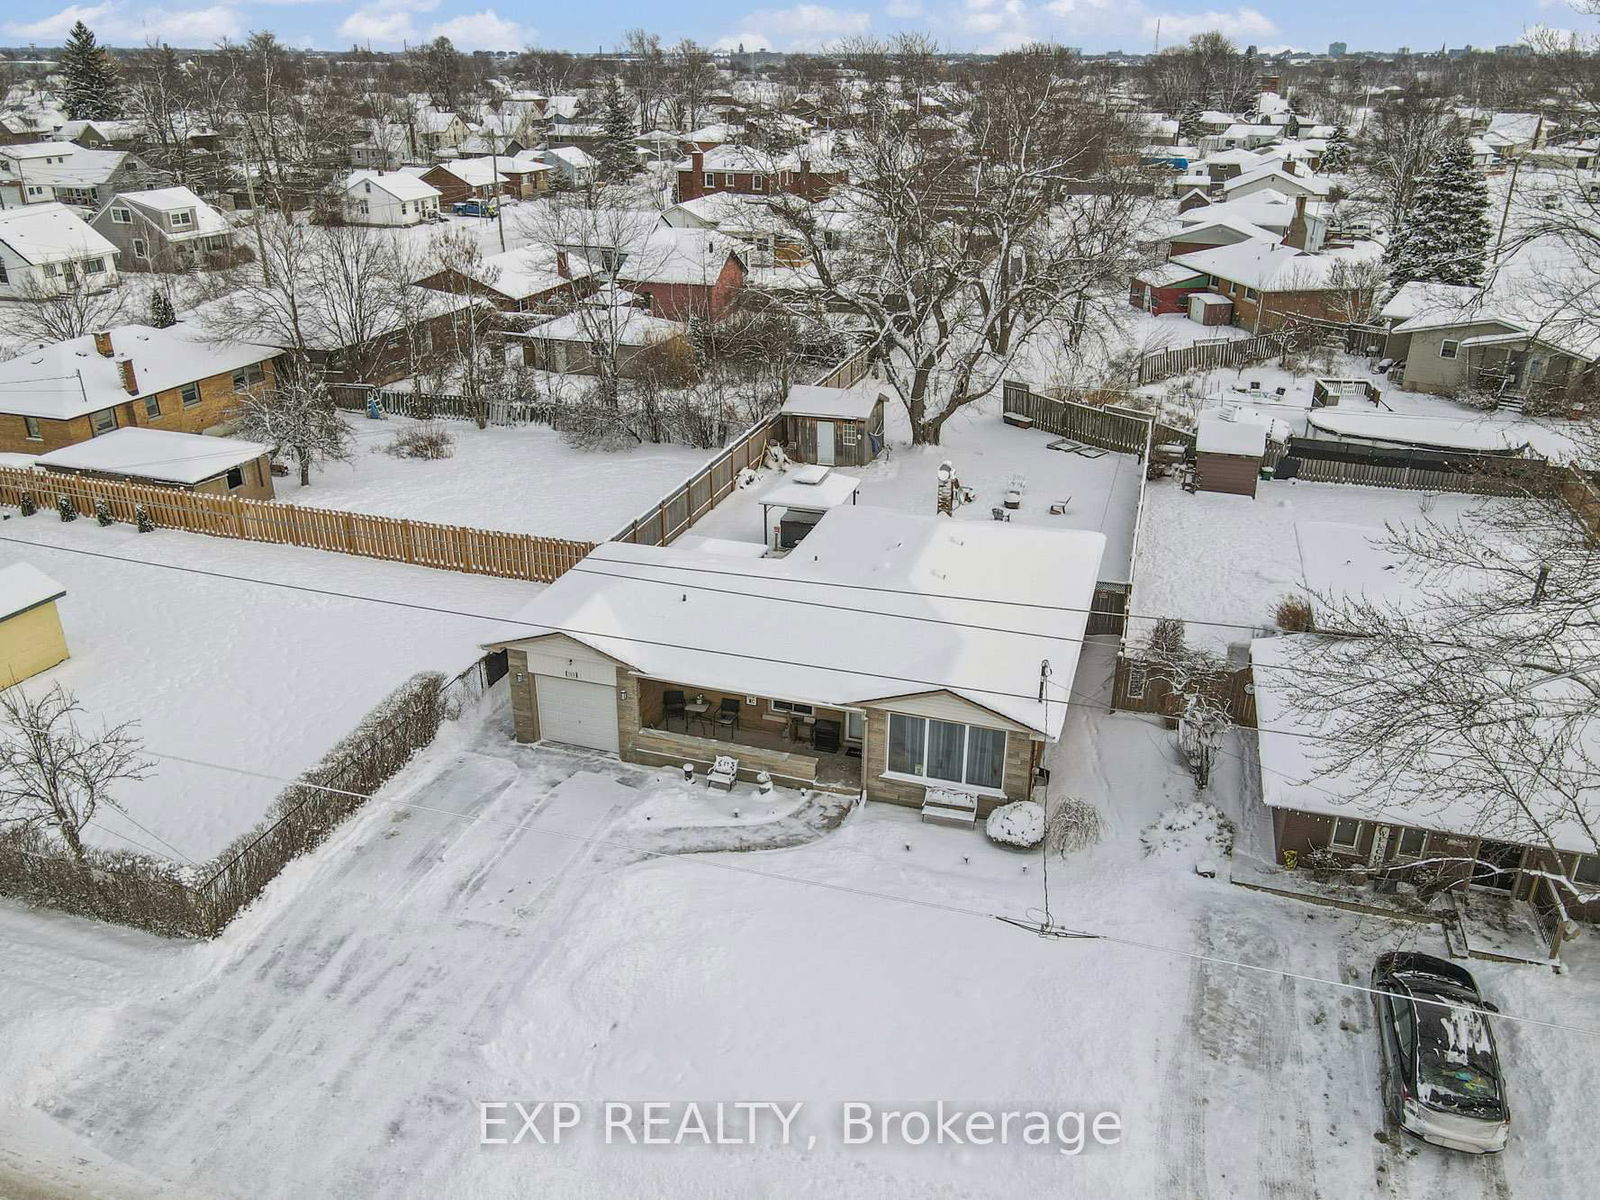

{"left": 1439, "top": 339, "right": 1459, "bottom": 360}
{"left": 884, "top": 712, "right": 1009, "bottom": 795}
{"left": 132, "top": 238, "right": 148, "bottom": 260}
{"left": 1329, "top": 817, "right": 1363, "bottom": 851}
{"left": 23, "top": 415, "right": 42, "bottom": 441}
{"left": 110, "top": 206, "right": 131, "bottom": 224}
{"left": 180, "top": 382, "right": 201, "bottom": 408}
{"left": 752, "top": 173, "right": 765, "bottom": 191}
{"left": 703, "top": 171, "right": 714, "bottom": 187}
{"left": 90, "top": 408, "right": 117, "bottom": 435}
{"left": 143, "top": 394, "right": 161, "bottom": 419}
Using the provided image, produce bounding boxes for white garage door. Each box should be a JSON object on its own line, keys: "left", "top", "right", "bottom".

{"left": 534, "top": 675, "right": 619, "bottom": 754}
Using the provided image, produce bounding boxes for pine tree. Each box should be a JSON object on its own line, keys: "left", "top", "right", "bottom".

{"left": 1177, "top": 100, "right": 1206, "bottom": 147}
{"left": 57, "top": 496, "right": 78, "bottom": 522}
{"left": 59, "top": 21, "right": 122, "bottom": 121}
{"left": 94, "top": 498, "right": 113, "bottom": 526}
{"left": 597, "top": 80, "right": 639, "bottom": 183}
{"left": 149, "top": 290, "right": 176, "bottom": 329}
{"left": 134, "top": 504, "right": 155, "bottom": 533}
{"left": 1319, "top": 124, "right": 1351, "bottom": 172}
{"left": 1383, "top": 136, "right": 1491, "bottom": 289}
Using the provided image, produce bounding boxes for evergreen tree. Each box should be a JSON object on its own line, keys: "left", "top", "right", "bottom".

{"left": 60, "top": 21, "right": 122, "bottom": 121}
{"left": 1383, "top": 136, "right": 1491, "bottom": 289}
{"left": 1177, "top": 100, "right": 1206, "bottom": 147}
{"left": 1319, "top": 124, "right": 1351, "bottom": 172}
{"left": 597, "top": 80, "right": 639, "bottom": 183}
{"left": 148, "top": 290, "right": 177, "bottom": 329}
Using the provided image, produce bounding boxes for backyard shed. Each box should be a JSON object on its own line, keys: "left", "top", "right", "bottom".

{"left": 760, "top": 467, "right": 861, "bottom": 550}
{"left": 0, "top": 563, "right": 69, "bottom": 684}
{"left": 780, "top": 383, "right": 888, "bottom": 467}
{"left": 36, "top": 428, "right": 275, "bottom": 499}
{"left": 1194, "top": 413, "right": 1268, "bottom": 498}
{"left": 1188, "top": 292, "right": 1234, "bottom": 326}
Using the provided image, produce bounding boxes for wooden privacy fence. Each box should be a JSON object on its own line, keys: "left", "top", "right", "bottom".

{"left": 0, "top": 466, "right": 593, "bottom": 583}
{"left": 1279, "top": 453, "right": 1558, "bottom": 497}
{"left": 1137, "top": 329, "right": 1297, "bottom": 385}
{"left": 1111, "top": 654, "right": 1258, "bottom": 728}
{"left": 1000, "top": 380, "right": 1153, "bottom": 457}
{"left": 330, "top": 383, "right": 558, "bottom": 427}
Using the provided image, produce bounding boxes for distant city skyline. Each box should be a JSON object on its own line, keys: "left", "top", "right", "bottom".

{"left": 0, "top": 1, "right": 1583, "bottom": 57}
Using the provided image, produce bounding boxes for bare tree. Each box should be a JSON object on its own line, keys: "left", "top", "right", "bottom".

{"left": 0, "top": 685, "right": 150, "bottom": 863}
{"left": 10, "top": 276, "right": 130, "bottom": 344}
{"left": 228, "top": 364, "right": 352, "bottom": 486}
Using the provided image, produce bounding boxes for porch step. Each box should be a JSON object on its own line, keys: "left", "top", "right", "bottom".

{"left": 921, "top": 786, "right": 979, "bottom": 828}
{"left": 1495, "top": 395, "right": 1526, "bottom": 414}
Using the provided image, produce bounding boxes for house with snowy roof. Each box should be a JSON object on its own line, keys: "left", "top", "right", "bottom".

{"left": 419, "top": 157, "right": 512, "bottom": 207}
{"left": 1169, "top": 239, "right": 1380, "bottom": 333}
{"left": 0, "top": 202, "right": 120, "bottom": 297}
{"left": 1220, "top": 160, "right": 1332, "bottom": 203}
{"left": 89, "top": 186, "right": 243, "bottom": 271}
{"left": 417, "top": 242, "right": 597, "bottom": 312}
{"left": 342, "top": 170, "right": 442, "bottom": 227}
{"left": 484, "top": 506, "right": 1104, "bottom": 824}
{"left": 0, "top": 323, "right": 280, "bottom": 456}
{"left": 0, "top": 563, "right": 70, "bottom": 686}
{"left": 36, "top": 426, "right": 275, "bottom": 500}
{"left": 0, "top": 141, "right": 166, "bottom": 209}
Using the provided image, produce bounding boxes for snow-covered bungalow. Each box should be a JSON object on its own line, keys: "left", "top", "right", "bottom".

{"left": 342, "top": 170, "right": 441, "bottom": 227}
{"left": 0, "top": 202, "right": 120, "bottom": 297}
{"left": 779, "top": 382, "right": 889, "bottom": 467}
{"left": 485, "top": 507, "right": 1104, "bottom": 826}
{"left": 1252, "top": 635, "right": 1600, "bottom": 922}
{"left": 36, "top": 427, "right": 275, "bottom": 499}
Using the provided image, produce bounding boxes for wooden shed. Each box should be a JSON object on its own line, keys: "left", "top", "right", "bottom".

{"left": 1193, "top": 413, "right": 1268, "bottom": 498}
{"left": 780, "top": 383, "right": 888, "bottom": 468}
{"left": 36, "top": 428, "right": 276, "bottom": 500}
{"left": 0, "top": 563, "right": 69, "bottom": 685}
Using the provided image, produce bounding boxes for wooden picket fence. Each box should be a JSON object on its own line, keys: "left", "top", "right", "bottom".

{"left": 1000, "top": 380, "right": 1153, "bottom": 456}
{"left": 1137, "top": 329, "right": 1297, "bottom": 385}
{"left": 0, "top": 466, "right": 593, "bottom": 583}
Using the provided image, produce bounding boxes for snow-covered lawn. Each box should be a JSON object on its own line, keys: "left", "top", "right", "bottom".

{"left": 0, "top": 513, "right": 537, "bottom": 862}
{"left": 280, "top": 414, "right": 719, "bottom": 540}
{"left": 694, "top": 398, "right": 1144, "bottom": 579}
{"left": 1130, "top": 478, "right": 1488, "bottom": 653}
{"left": 0, "top": 643, "right": 1591, "bottom": 1197}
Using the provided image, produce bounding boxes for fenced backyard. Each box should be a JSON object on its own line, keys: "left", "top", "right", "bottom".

{"left": 0, "top": 466, "right": 594, "bottom": 583}
{"left": 1137, "top": 329, "right": 1297, "bottom": 385}
{"left": 330, "top": 383, "right": 560, "bottom": 427}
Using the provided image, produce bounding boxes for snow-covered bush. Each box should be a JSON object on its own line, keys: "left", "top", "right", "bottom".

{"left": 94, "top": 498, "right": 113, "bottom": 526}
{"left": 56, "top": 495, "right": 78, "bottom": 522}
{"left": 134, "top": 504, "right": 154, "bottom": 533}
{"left": 1140, "top": 802, "right": 1236, "bottom": 860}
{"left": 383, "top": 421, "right": 455, "bottom": 460}
{"left": 1046, "top": 795, "right": 1104, "bottom": 854}
{"left": 985, "top": 800, "right": 1046, "bottom": 848}
{"left": 18, "top": 493, "right": 36, "bottom": 517}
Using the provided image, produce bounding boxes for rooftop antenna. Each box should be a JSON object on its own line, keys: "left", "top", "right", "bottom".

{"left": 1038, "top": 659, "right": 1053, "bottom": 702}
{"left": 1153, "top": 19, "right": 1162, "bottom": 54}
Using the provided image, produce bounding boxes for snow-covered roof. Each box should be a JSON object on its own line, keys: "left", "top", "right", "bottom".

{"left": 780, "top": 383, "right": 885, "bottom": 420}
{"left": 346, "top": 170, "right": 440, "bottom": 203}
{"left": 0, "top": 323, "right": 280, "bottom": 420}
{"left": 487, "top": 506, "right": 1105, "bottom": 739}
{"left": 523, "top": 307, "right": 684, "bottom": 347}
{"left": 0, "top": 562, "right": 65, "bottom": 621}
{"left": 37, "top": 427, "right": 267, "bottom": 484}
{"left": 761, "top": 470, "right": 861, "bottom": 512}
{"left": 108, "top": 187, "right": 230, "bottom": 238}
{"left": 1377, "top": 281, "right": 1482, "bottom": 324}
{"left": 543, "top": 145, "right": 598, "bottom": 169}
{"left": 1134, "top": 261, "right": 1209, "bottom": 287}
{"left": 0, "top": 202, "right": 117, "bottom": 265}
{"left": 1221, "top": 163, "right": 1332, "bottom": 197}
{"left": 1306, "top": 409, "right": 1530, "bottom": 453}
{"left": 1171, "top": 240, "right": 1375, "bottom": 292}
{"left": 1252, "top": 634, "right": 1598, "bottom": 854}
{"left": 434, "top": 157, "right": 508, "bottom": 187}
{"left": 470, "top": 244, "right": 592, "bottom": 300}
{"left": 1196, "top": 413, "right": 1269, "bottom": 457}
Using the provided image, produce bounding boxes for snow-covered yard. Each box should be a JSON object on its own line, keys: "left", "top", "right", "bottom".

{"left": 0, "top": 513, "right": 536, "bottom": 862}
{"left": 281, "top": 413, "right": 718, "bottom": 541}
{"left": 0, "top": 643, "right": 1592, "bottom": 1198}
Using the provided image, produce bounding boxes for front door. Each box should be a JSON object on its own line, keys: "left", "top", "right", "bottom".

{"left": 815, "top": 420, "right": 836, "bottom": 466}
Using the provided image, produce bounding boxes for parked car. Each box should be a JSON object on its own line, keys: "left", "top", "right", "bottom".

{"left": 1372, "top": 952, "right": 1510, "bottom": 1154}
{"left": 451, "top": 199, "right": 498, "bottom": 218}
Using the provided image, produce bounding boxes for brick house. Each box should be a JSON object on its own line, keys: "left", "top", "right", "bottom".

{"left": 674, "top": 145, "right": 846, "bottom": 204}
{"left": 484, "top": 507, "right": 1105, "bottom": 825}
{"left": 417, "top": 243, "right": 597, "bottom": 313}
{"left": 1168, "top": 238, "right": 1378, "bottom": 333}
{"left": 559, "top": 228, "right": 748, "bottom": 322}
{"left": 419, "top": 158, "right": 512, "bottom": 207}
{"left": 0, "top": 323, "right": 279, "bottom": 455}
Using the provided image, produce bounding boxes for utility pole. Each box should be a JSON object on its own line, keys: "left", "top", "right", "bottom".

{"left": 1494, "top": 156, "right": 1522, "bottom": 263}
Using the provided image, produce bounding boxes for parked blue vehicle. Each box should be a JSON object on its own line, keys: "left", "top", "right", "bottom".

{"left": 451, "top": 199, "right": 498, "bottom": 218}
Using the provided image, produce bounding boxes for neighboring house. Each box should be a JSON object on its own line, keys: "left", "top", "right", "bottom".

{"left": 413, "top": 109, "right": 470, "bottom": 158}
{"left": 516, "top": 306, "right": 687, "bottom": 376}
{"left": 1482, "top": 112, "right": 1548, "bottom": 158}
{"left": 661, "top": 192, "right": 807, "bottom": 267}
{"left": 0, "top": 323, "right": 279, "bottom": 455}
{"left": 417, "top": 243, "right": 596, "bottom": 313}
{"left": 56, "top": 119, "right": 143, "bottom": 148}
{"left": 675, "top": 145, "right": 846, "bottom": 204}
{"left": 1169, "top": 240, "right": 1380, "bottom": 333}
{"left": 1253, "top": 634, "right": 1600, "bottom": 922}
{"left": 499, "top": 151, "right": 553, "bottom": 198}
{"left": 1199, "top": 123, "right": 1281, "bottom": 153}
{"left": 0, "top": 563, "right": 69, "bottom": 686}
{"left": 36, "top": 426, "right": 275, "bottom": 499}
{"left": 1127, "top": 261, "right": 1210, "bottom": 316}
{"left": 0, "top": 202, "right": 120, "bottom": 297}
{"left": 1173, "top": 195, "right": 1328, "bottom": 254}
{"left": 0, "top": 141, "right": 166, "bottom": 209}
{"left": 780, "top": 382, "right": 889, "bottom": 467}
{"left": 483, "top": 507, "right": 1105, "bottom": 823}
{"left": 1382, "top": 303, "right": 1599, "bottom": 411}
{"left": 89, "top": 187, "right": 243, "bottom": 272}
{"left": 351, "top": 122, "right": 413, "bottom": 170}
{"left": 540, "top": 145, "right": 599, "bottom": 189}
{"left": 420, "top": 157, "right": 511, "bottom": 206}
{"left": 560, "top": 227, "right": 747, "bottom": 322}
{"left": 342, "top": 170, "right": 441, "bottom": 227}
{"left": 1220, "top": 161, "right": 1332, "bottom": 203}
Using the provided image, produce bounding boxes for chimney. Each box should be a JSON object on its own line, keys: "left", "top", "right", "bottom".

{"left": 1282, "top": 194, "right": 1309, "bottom": 250}
{"left": 93, "top": 329, "right": 113, "bottom": 357}
{"left": 689, "top": 149, "right": 704, "bottom": 200}
{"left": 555, "top": 248, "right": 569, "bottom": 278}
{"left": 117, "top": 357, "right": 138, "bottom": 396}
{"left": 1282, "top": 159, "right": 1297, "bottom": 176}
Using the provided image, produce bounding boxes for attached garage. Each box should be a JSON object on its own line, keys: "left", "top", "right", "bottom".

{"left": 533, "top": 675, "right": 619, "bottom": 753}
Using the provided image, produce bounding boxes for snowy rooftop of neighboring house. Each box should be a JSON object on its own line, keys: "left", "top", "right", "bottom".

{"left": 0, "top": 323, "right": 279, "bottom": 421}
{"left": 1215, "top": 123, "right": 1280, "bottom": 140}
{"left": 568, "top": 226, "right": 742, "bottom": 287}
{"left": 56, "top": 119, "right": 143, "bottom": 141}
{"left": 1221, "top": 162, "right": 1331, "bottom": 196}
{"left": 486, "top": 505, "right": 1105, "bottom": 740}
{"left": 1196, "top": 412, "right": 1269, "bottom": 456}
{"left": 1376, "top": 281, "right": 1482, "bottom": 324}
{"left": 110, "top": 186, "right": 230, "bottom": 237}
{"left": 1201, "top": 147, "right": 1279, "bottom": 170}
{"left": 1179, "top": 196, "right": 1309, "bottom": 231}
{"left": 501, "top": 151, "right": 553, "bottom": 174}
{"left": 1134, "top": 261, "right": 1209, "bottom": 287}
{"left": 522, "top": 307, "right": 684, "bottom": 347}
{"left": 543, "top": 145, "right": 598, "bottom": 169}
{"left": 436, "top": 157, "right": 509, "bottom": 187}
{"left": 19, "top": 145, "right": 138, "bottom": 187}
{"left": 1306, "top": 409, "right": 1531, "bottom": 453}
{"left": 0, "top": 562, "right": 65, "bottom": 621}
{"left": 1485, "top": 112, "right": 1545, "bottom": 145}
{"left": 416, "top": 110, "right": 462, "bottom": 134}
{"left": 1172, "top": 214, "right": 1282, "bottom": 245}
{"left": 666, "top": 191, "right": 781, "bottom": 232}
{"left": 37, "top": 427, "right": 267, "bottom": 485}
{"left": 0, "top": 140, "right": 72, "bottom": 160}
{"left": 678, "top": 140, "right": 842, "bottom": 174}
{"left": 0, "top": 201, "right": 117, "bottom": 265}
{"left": 1252, "top": 633, "right": 1600, "bottom": 853}
{"left": 472, "top": 244, "right": 592, "bottom": 299}
{"left": 1170, "top": 239, "right": 1377, "bottom": 291}
{"left": 346, "top": 170, "right": 440, "bottom": 203}
{"left": 780, "top": 383, "right": 886, "bottom": 420}
{"left": 685, "top": 122, "right": 743, "bottom": 143}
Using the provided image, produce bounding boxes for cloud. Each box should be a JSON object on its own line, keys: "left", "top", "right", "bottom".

{"left": 884, "top": 0, "right": 925, "bottom": 16}
{"left": 336, "top": 0, "right": 436, "bottom": 45}
{"left": 717, "top": 5, "right": 872, "bottom": 51}
{"left": 1140, "top": 6, "right": 1277, "bottom": 41}
{"left": 3, "top": 3, "right": 244, "bottom": 44}
{"left": 426, "top": 9, "right": 533, "bottom": 48}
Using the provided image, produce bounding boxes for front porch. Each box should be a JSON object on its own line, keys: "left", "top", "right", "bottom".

{"left": 632, "top": 679, "right": 864, "bottom": 793}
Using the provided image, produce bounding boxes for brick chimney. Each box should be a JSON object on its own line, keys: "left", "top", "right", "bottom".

{"left": 1282, "top": 194, "right": 1310, "bottom": 250}
{"left": 93, "top": 329, "right": 114, "bottom": 357}
{"left": 1282, "top": 159, "right": 1297, "bottom": 176}
{"left": 117, "top": 357, "right": 138, "bottom": 396}
{"left": 686, "top": 149, "right": 704, "bottom": 200}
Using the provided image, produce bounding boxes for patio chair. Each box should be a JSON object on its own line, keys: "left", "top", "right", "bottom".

{"left": 811, "top": 719, "right": 841, "bottom": 754}
{"left": 707, "top": 755, "right": 739, "bottom": 791}
{"left": 662, "top": 689, "right": 687, "bottom": 730}
{"left": 715, "top": 696, "right": 741, "bottom": 733}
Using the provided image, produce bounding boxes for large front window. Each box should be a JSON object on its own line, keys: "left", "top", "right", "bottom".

{"left": 886, "top": 713, "right": 1006, "bottom": 791}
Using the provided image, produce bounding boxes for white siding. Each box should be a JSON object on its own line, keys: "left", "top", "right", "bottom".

{"left": 866, "top": 690, "right": 1031, "bottom": 734}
